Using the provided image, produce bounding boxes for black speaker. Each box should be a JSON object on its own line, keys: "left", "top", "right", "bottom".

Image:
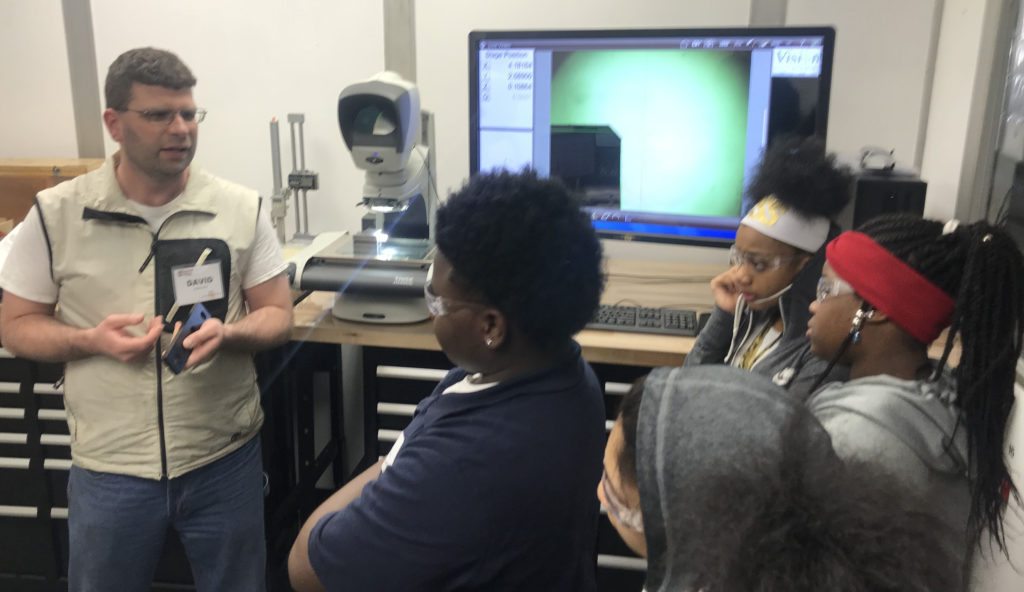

{"left": 852, "top": 173, "right": 927, "bottom": 228}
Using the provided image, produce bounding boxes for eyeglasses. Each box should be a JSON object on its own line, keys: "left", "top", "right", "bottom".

{"left": 816, "top": 276, "right": 855, "bottom": 302}
{"left": 121, "top": 108, "right": 207, "bottom": 125}
{"left": 423, "top": 265, "right": 483, "bottom": 316}
{"left": 600, "top": 469, "right": 644, "bottom": 532}
{"left": 424, "top": 282, "right": 475, "bottom": 316}
{"left": 729, "top": 245, "right": 800, "bottom": 274}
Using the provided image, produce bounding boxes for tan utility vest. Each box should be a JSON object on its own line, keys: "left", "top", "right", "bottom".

{"left": 36, "top": 156, "right": 264, "bottom": 480}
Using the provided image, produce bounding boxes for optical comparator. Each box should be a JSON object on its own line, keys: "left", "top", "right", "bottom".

{"left": 286, "top": 71, "right": 438, "bottom": 324}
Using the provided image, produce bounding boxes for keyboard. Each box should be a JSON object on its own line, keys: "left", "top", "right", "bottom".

{"left": 586, "top": 304, "right": 699, "bottom": 337}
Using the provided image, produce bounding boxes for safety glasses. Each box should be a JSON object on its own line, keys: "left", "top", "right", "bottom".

{"left": 815, "top": 276, "right": 855, "bottom": 302}
{"left": 600, "top": 469, "right": 644, "bottom": 532}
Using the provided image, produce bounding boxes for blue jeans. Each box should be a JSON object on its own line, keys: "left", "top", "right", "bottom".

{"left": 67, "top": 436, "right": 266, "bottom": 592}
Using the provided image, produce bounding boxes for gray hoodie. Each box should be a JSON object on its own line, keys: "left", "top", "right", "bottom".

{"left": 636, "top": 366, "right": 838, "bottom": 592}
{"left": 806, "top": 371, "right": 971, "bottom": 544}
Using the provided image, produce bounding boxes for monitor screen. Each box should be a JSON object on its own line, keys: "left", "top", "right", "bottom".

{"left": 468, "top": 27, "right": 836, "bottom": 246}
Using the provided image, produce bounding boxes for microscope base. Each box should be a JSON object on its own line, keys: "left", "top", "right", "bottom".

{"left": 331, "top": 292, "right": 430, "bottom": 324}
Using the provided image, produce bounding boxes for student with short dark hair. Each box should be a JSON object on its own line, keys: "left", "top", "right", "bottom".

{"left": 600, "top": 365, "right": 962, "bottom": 592}
{"left": 288, "top": 170, "right": 607, "bottom": 592}
{"left": 806, "top": 214, "right": 1024, "bottom": 558}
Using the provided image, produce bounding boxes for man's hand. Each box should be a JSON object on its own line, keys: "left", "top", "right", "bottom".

{"left": 180, "top": 317, "right": 225, "bottom": 369}
{"left": 709, "top": 267, "right": 743, "bottom": 313}
{"left": 165, "top": 273, "right": 293, "bottom": 371}
{"left": 86, "top": 314, "right": 164, "bottom": 363}
{"left": 0, "top": 292, "right": 167, "bottom": 364}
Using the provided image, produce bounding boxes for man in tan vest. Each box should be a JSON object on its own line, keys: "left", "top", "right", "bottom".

{"left": 0, "top": 47, "right": 293, "bottom": 591}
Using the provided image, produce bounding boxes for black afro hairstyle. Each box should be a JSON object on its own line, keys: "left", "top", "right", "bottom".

{"left": 746, "top": 136, "right": 853, "bottom": 218}
{"left": 435, "top": 170, "right": 605, "bottom": 349}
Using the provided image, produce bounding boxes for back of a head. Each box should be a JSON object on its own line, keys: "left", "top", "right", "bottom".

{"left": 635, "top": 365, "right": 961, "bottom": 591}
{"left": 434, "top": 170, "right": 604, "bottom": 349}
{"left": 105, "top": 47, "right": 196, "bottom": 110}
{"left": 856, "top": 213, "right": 1024, "bottom": 548}
{"left": 691, "top": 444, "right": 963, "bottom": 592}
{"left": 635, "top": 366, "right": 838, "bottom": 592}
{"left": 746, "top": 136, "right": 853, "bottom": 220}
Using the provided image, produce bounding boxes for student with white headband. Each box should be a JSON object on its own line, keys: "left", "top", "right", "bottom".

{"left": 685, "top": 137, "right": 852, "bottom": 400}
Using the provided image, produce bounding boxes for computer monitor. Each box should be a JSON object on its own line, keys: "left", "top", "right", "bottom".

{"left": 469, "top": 27, "right": 836, "bottom": 247}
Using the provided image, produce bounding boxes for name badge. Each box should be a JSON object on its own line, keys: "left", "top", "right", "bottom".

{"left": 172, "top": 261, "right": 225, "bottom": 306}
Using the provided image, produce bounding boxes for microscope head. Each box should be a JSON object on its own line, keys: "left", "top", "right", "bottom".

{"left": 337, "top": 71, "right": 420, "bottom": 173}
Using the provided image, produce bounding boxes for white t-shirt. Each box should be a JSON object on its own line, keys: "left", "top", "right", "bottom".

{"left": 0, "top": 202, "right": 286, "bottom": 304}
{"left": 380, "top": 376, "right": 499, "bottom": 471}
{"left": 381, "top": 375, "right": 501, "bottom": 474}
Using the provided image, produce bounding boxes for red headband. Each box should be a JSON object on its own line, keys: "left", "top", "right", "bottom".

{"left": 825, "top": 231, "right": 954, "bottom": 344}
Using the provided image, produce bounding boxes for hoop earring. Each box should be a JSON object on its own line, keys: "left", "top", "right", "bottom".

{"left": 485, "top": 337, "right": 494, "bottom": 347}
{"left": 850, "top": 307, "right": 875, "bottom": 344}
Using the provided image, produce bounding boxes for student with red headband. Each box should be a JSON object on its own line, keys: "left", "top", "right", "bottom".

{"left": 685, "top": 137, "right": 852, "bottom": 400}
{"left": 805, "top": 213, "right": 1024, "bottom": 559}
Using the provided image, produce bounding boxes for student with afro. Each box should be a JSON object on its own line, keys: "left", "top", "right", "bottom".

{"left": 684, "top": 137, "right": 853, "bottom": 400}
{"left": 288, "top": 170, "right": 607, "bottom": 592}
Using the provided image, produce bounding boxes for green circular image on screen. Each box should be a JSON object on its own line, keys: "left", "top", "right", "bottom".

{"left": 550, "top": 49, "right": 750, "bottom": 217}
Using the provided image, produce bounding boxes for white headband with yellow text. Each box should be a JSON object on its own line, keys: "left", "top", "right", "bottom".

{"left": 739, "top": 196, "right": 830, "bottom": 253}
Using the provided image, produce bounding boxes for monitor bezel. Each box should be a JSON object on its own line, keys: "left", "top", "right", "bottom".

{"left": 468, "top": 26, "right": 837, "bottom": 248}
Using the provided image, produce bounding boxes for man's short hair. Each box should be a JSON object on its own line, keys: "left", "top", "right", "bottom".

{"left": 105, "top": 47, "right": 196, "bottom": 110}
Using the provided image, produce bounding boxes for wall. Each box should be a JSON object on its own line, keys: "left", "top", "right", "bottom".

{"left": 0, "top": 0, "right": 1010, "bottom": 234}
{"left": 0, "top": 1, "right": 77, "bottom": 159}
{"left": 89, "top": 0, "right": 384, "bottom": 240}
{"left": 786, "top": 0, "right": 940, "bottom": 170}
{"left": 920, "top": 0, "right": 1009, "bottom": 219}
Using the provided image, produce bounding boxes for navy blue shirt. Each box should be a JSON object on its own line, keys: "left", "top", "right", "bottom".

{"left": 309, "top": 344, "right": 605, "bottom": 591}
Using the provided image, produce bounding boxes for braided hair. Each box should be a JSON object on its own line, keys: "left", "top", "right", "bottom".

{"left": 857, "top": 213, "right": 1024, "bottom": 549}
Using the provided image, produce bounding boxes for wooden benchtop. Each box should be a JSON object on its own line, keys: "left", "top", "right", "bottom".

{"left": 290, "top": 259, "right": 721, "bottom": 368}
{"left": 290, "top": 256, "right": 959, "bottom": 369}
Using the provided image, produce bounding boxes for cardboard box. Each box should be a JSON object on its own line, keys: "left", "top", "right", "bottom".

{"left": 0, "top": 158, "right": 104, "bottom": 223}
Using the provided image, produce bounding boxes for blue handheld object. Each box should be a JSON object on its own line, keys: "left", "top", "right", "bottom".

{"left": 163, "top": 302, "right": 211, "bottom": 374}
